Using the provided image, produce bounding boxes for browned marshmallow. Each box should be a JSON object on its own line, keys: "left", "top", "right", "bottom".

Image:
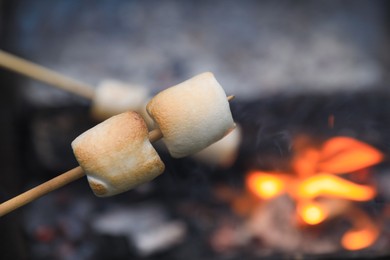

{"left": 91, "top": 80, "right": 149, "bottom": 121}
{"left": 71, "top": 111, "right": 165, "bottom": 197}
{"left": 147, "top": 72, "right": 235, "bottom": 158}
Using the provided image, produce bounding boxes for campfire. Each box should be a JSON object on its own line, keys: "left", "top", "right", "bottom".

{"left": 217, "top": 136, "right": 384, "bottom": 253}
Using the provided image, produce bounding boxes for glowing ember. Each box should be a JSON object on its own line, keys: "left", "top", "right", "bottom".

{"left": 328, "top": 114, "right": 335, "bottom": 129}
{"left": 246, "top": 171, "right": 285, "bottom": 199}
{"left": 297, "top": 201, "right": 328, "bottom": 225}
{"left": 342, "top": 207, "right": 381, "bottom": 251}
{"left": 342, "top": 227, "right": 379, "bottom": 251}
{"left": 317, "top": 137, "right": 383, "bottom": 174}
{"left": 245, "top": 136, "right": 383, "bottom": 251}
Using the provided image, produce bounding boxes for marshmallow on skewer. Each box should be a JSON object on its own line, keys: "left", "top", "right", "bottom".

{"left": 0, "top": 51, "right": 153, "bottom": 122}
{"left": 0, "top": 72, "right": 237, "bottom": 216}
{"left": 91, "top": 80, "right": 150, "bottom": 121}
{"left": 147, "top": 72, "right": 235, "bottom": 158}
{"left": 72, "top": 111, "right": 165, "bottom": 197}
{"left": 192, "top": 125, "right": 242, "bottom": 168}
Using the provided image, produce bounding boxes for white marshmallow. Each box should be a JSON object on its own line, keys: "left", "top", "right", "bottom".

{"left": 71, "top": 111, "right": 165, "bottom": 197}
{"left": 91, "top": 80, "right": 149, "bottom": 121}
{"left": 193, "top": 125, "right": 242, "bottom": 167}
{"left": 146, "top": 72, "right": 235, "bottom": 158}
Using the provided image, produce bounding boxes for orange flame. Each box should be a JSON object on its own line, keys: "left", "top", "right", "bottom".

{"left": 317, "top": 137, "right": 383, "bottom": 174}
{"left": 295, "top": 174, "right": 376, "bottom": 201}
{"left": 293, "top": 148, "right": 320, "bottom": 178}
{"left": 244, "top": 136, "right": 383, "bottom": 251}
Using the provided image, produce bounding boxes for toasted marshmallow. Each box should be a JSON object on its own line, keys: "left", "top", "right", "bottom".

{"left": 147, "top": 72, "right": 235, "bottom": 158}
{"left": 91, "top": 80, "right": 149, "bottom": 121}
{"left": 193, "top": 125, "right": 241, "bottom": 167}
{"left": 72, "top": 111, "right": 165, "bottom": 197}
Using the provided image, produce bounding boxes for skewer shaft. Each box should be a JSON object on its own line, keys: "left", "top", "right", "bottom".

{"left": 0, "top": 50, "right": 95, "bottom": 99}
{"left": 0, "top": 166, "right": 85, "bottom": 217}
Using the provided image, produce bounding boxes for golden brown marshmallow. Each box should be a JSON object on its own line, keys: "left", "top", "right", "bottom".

{"left": 71, "top": 111, "right": 165, "bottom": 197}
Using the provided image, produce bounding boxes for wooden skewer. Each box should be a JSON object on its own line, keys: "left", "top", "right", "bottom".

{"left": 0, "top": 50, "right": 95, "bottom": 99}
{"left": 0, "top": 95, "right": 235, "bottom": 217}
{"left": 0, "top": 166, "right": 85, "bottom": 217}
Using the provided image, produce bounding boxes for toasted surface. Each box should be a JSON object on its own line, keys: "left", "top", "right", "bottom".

{"left": 147, "top": 72, "right": 235, "bottom": 158}
{"left": 91, "top": 80, "right": 149, "bottom": 121}
{"left": 72, "top": 111, "right": 164, "bottom": 197}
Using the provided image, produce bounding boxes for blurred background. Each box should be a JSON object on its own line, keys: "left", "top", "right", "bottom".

{"left": 1, "top": 0, "right": 390, "bottom": 259}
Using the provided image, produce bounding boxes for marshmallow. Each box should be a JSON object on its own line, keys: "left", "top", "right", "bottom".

{"left": 71, "top": 111, "right": 165, "bottom": 197}
{"left": 193, "top": 125, "right": 242, "bottom": 167}
{"left": 91, "top": 80, "right": 149, "bottom": 121}
{"left": 146, "top": 72, "right": 235, "bottom": 158}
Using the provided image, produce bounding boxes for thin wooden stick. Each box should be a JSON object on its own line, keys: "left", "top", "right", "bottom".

{"left": 0, "top": 50, "right": 95, "bottom": 99}
{"left": 0, "top": 166, "right": 85, "bottom": 217}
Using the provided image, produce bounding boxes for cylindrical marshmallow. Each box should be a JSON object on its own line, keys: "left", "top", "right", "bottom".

{"left": 192, "top": 125, "right": 242, "bottom": 167}
{"left": 91, "top": 80, "right": 149, "bottom": 121}
{"left": 71, "top": 111, "right": 165, "bottom": 197}
{"left": 146, "top": 72, "right": 235, "bottom": 158}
